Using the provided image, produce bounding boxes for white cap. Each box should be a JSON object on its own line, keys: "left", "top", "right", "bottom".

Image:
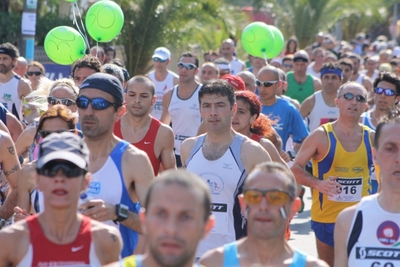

{"left": 152, "top": 47, "right": 171, "bottom": 60}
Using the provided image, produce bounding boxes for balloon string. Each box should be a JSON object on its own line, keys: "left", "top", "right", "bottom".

{"left": 72, "top": 2, "right": 90, "bottom": 53}
{"left": 264, "top": 52, "right": 268, "bottom": 65}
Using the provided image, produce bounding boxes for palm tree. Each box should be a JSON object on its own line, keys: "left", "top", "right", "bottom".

{"left": 118, "top": 0, "right": 246, "bottom": 76}
{"left": 251, "top": 0, "right": 397, "bottom": 48}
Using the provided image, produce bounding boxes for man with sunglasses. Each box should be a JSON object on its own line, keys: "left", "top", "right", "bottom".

{"left": 334, "top": 117, "right": 400, "bottom": 267}
{"left": 360, "top": 72, "right": 400, "bottom": 193}
{"left": 161, "top": 52, "right": 202, "bottom": 167}
{"left": 181, "top": 79, "right": 272, "bottom": 259}
{"left": 0, "top": 42, "right": 32, "bottom": 121}
{"left": 147, "top": 47, "right": 179, "bottom": 120}
{"left": 77, "top": 73, "right": 155, "bottom": 257}
{"left": 200, "top": 162, "right": 328, "bottom": 267}
{"left": 286, "top": 50, "right": 322, "bottom": 104}
{"left": 0, "top": 132, "right": 122, "bottom": 266}
{"left": 258, "top": 66, "right": 309, "bottom": 152}
{"left": 291, "top": 82, "right": 374, "bottom": 267}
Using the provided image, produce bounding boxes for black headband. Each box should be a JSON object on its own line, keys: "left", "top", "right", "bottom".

{"left": 293, "top": 56, "right": 308, "bottom": 63}
{"left": 0, "top": 47, "right": 17, "bottom": 59}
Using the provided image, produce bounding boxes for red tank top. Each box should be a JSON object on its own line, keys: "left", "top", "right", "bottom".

{"left": 114, "top": 118, "right": 161, "bottom": 175}
{"left": 250, "top": 133, "right": 262, "bottom": 142}
{"left": 26, "top": 214, "right": 93, "bottom": 266}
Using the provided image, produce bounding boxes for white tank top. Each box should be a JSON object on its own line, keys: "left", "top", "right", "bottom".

{"left": 85, "top": 141, "right": 139, "bottom": 258}
{"left": 307, "top": 91, "right": 339, "bottom": 132}
{"left": 0, "top": 75, "right": 22, "bottom": 120}
{"left": 230, "top": 58, "right": 245, "bottom": 75}
{"left": 347, "top": 195, "right": 400, "bottom": 267}
{"left": 168, "top": 84, "right": 202, "bottom": 155}
{"left": 307, "top": 64, "right": 320, "bottom": 79}
{"left": 148, "top": 70, "right": 178, "bottom": 120}
{"left": 354, "top": 73, "right": 364, "bottom": 85}
{"left": 186, "top": 134, "right": 247, "bottom": 258}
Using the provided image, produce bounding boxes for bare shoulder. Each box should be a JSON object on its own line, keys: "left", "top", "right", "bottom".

{"left": 163, "top": 88, "right": 173, "bottom": 101}
{"left": 157, "top": 122, "right": 174, "bottom": 139}
{"left": 0, "top": 220, "right": 29, "bottom": 252}
{"left": 241, "top": 134, "right": 271, "bottom": 167}
{"left": 91, "top": 219, "right": 122, "bottom": 245}
{"left": 337, "top": 202, "right": 358, "bottom": 225}
{"left": 18, "top": 78, "right": 32, "bottom": 96}
{"left": 199, "top": 245, "right": 224, "bottom": 267}
{"left": 181, "top": 135, "right": 201, "bottom": 151}
{"left": 124, "top": 143, "right": 150, "bottom": 160}
{"left": 91, "top": 219, "right": 122, "bottom": 263}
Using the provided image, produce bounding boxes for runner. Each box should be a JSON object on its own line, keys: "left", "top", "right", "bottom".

{"left": 200, "top": 162, "right": 328, "bottom": 267}
{"left": 116, "top": 169, "right": 214, "bottom": 267}
{"left": 181, "top": 79, "right": 272, "bottom": 258}
{"left": 334, "top": 116, "right": 400, "bottom": 267}
{"left": 0, "top": 132, "right": 122, "bottom": 266}
{"left": 77, "top": 73, "right": 155, "bottom": 257}
{"left": 291, "top": 82, "right": 374, "bottom": 266}
{"left": 114, "top": 75, "right": 176, "bottom": 175}
{"left": 160, "top": 52, "right": 202, "bottom": 167}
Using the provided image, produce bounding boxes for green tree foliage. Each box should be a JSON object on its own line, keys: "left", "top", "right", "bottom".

{"left": 0, "top": 12, "right": 21, "bottom": 44}
{"left": 252, "top": 0, "right": 397, "bottom": 48}
{"left": 118, "top": 0, "right": 246, "bottom": 76}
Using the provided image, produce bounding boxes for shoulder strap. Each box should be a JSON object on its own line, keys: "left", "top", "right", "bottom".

{"left": 185, "top": 135, "right": 205, "bottom": 166}
{"left": 347, "top": 210, "right": 363, "bottom": 257}
{"left": 223, "top": 242, "right": 240, "bottom": 267}
{"left": 290, "top": 250, "right": 307, "bottom": 267}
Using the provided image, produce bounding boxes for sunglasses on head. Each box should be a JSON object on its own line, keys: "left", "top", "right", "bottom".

{"left": 37, "top": 161, "right": 87, "bottom": 178}
{"left": 243, "top": 189, "right": 293, "bottom": 206}
{"left": 338, "top": 92, "right": 366, "bottom": 103}
{"left": 255, "top": 79, "right": 279, "bottom": 88}
{"left": 47, "top": 96, "right": 75, "bottom": 107}
{"left": 177, "top": 62, "right": 197, "bottom": 70}
{"left": 27, "top": 71, "right": 42, "bottom": 76}
{"left": 374, "top": 87, "right": 397, "bottom": 96}
{"left": 76, "top": 96, "right": 118, "bottom": 110}
{"left": 39, "top": 129, "right": 75, "bottom": 139}
{"left": 153, "top": 57, "right": 167, "bottom": 63}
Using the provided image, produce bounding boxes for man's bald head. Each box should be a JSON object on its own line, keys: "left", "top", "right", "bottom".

{"left": 13, "top": 57, "right": 28, "bottom": 77}
{"left": 257, "top": 66, "right": 280, "bottom": 81}
{"left": 237, "top": 71, "right": 256, "bottom": 92}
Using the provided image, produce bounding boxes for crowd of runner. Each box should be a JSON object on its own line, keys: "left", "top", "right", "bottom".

{"left": 0, "top": 30, "right": 399, "bottom": 267}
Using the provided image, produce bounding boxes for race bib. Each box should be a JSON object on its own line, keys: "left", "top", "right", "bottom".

{"left": 210, "top": 202, "right": 228, "bottom": 235}
{"left": 328, "top": 177, "right": 362, "bottom": 202}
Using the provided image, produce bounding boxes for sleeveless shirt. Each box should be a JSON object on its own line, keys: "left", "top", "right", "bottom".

{"left": 311, "top": 123, "right": 373, "bottom": 223}
{"left": 114, "top": 118, "right": 161, "bottom": 176}
{"left": 186, "top": 134, "right": 247, "bottom": 258}
{"left": 286, "top": 72, "right": 315, "bottom": 104}
{"left": 0, "top": 74, "right": 22, "bottom": 120}
{"left": 307, "top": 91, "right": 339, "bottom": 132}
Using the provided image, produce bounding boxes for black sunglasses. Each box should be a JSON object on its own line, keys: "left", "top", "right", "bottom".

{"left": 27, "top": 71, "right": 42, "bottom": 76}
{"left": 256, "top": 79, "right": 279, "bottom": 87}
{"left": 177, "top": 62, "right": 197, "bottom": 70}
{"left": 153, "top": 57, "right": 167, "bottom": 63}
{"left": 47, "top": 96, "right": 75, "bottom": 107}
{"left": 37, "top": 161, "right": 87, "bottom": 178}
{"left": 339, "top": 92, "right": 366, "bottom": 103}
{"left": 374, "top": 87, "right": 397, "bottom": 96}
{"left": 76, "top": 96, "right": 119, "bottom": 110}
{"left": 39, "top": 129, "right": 76, "bottom": 139}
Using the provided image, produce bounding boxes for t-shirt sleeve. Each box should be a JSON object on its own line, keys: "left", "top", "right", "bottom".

{"left": 289, "top": 105, "right": 309, "bottom": 143}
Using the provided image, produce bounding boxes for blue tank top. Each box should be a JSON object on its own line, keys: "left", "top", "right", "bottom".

{"left": 222, "top": 242, "right": 307, "bottom": 267}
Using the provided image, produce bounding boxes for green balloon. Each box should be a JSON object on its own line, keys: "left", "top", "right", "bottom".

{"left": 241, "top": 22, "right": 275, "bottom": 59}
{"left": 44, "top": 26, "right": 86, "bottom": 65}
{"left": 85, "top": 0, "right": 124, "bottom": 42}
{"left": 265, "top": 25, "right": 284, "bottom": 59}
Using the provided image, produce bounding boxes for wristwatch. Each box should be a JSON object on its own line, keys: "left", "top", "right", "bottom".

{"left": 115, "top": 204, "right": 129, "bottom": 222}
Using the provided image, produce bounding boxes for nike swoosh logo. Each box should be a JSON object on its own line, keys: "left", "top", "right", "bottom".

{"left": 71, "top": 245, "right": 84, "bottom": 252}
{"left": 144, "top": 142, "right": 151, "bottom": 144}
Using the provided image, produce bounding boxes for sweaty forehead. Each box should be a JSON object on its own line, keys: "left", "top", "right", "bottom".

{"left": 245, "top": 169, "right": 288, "bottom": 191}
{"left": 342, "top": 84, "right": 367, "bottom": 96}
